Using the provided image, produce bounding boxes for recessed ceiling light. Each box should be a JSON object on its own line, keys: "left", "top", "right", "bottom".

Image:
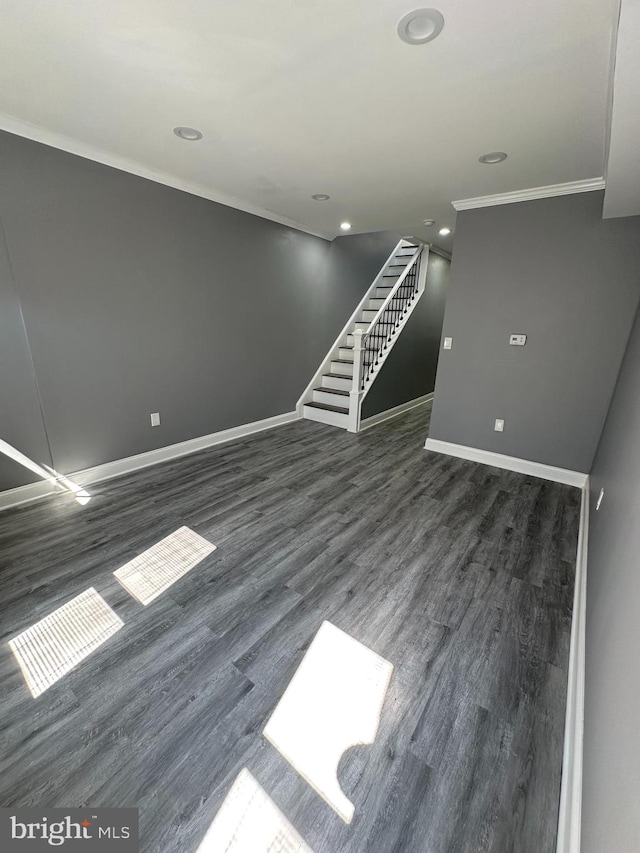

{"left": 479, "top": 151, "right": 508, "bottom": 164}
{"left": 438, "top": 227, "right": 451, "bottom": 236}
{"left": 173, "top": 126, "right": 203, "bottom": 141}
{"left": 311, "top": 193, "right": 331, "bottom": 201}
{"left": 423, "top": 219, "right": 435, "bottom": 226}
{"left": 397, "top": 9, "right": 445, "bottom": 45}
{"left": 340, "top": 222, "right": 352, "bottom": 231}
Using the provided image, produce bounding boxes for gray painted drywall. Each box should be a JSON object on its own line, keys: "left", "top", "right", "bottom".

{"left": 428, "top": 192, "right": 640, "bottom": 472}
{"left": 0, "top": 130, "right": 404, "bottom": 489}
{"left": 362, "top": 251, "right": 449, "bottom": 419}
{"left": 0, "top": 216, "right": 53, "bottom": 490}
{"left": 323, "top": 230, "right": 403, "bottom": 312}
{"left": 582, "top": 301, "right": 640, "bottom": 853}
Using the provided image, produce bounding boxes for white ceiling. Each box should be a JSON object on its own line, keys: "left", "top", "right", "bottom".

{"left": 0, "top": 0, "right": 621, "bottom": 248}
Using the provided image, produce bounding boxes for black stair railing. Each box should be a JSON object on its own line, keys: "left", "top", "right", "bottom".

{"left": 358, "top": 251, "right": 422, "bottom": 391}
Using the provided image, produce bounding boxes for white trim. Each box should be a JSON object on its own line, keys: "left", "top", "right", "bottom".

{"left": 452, "top": 177, "right": 606, "bottom": 211}
{"left": 360, "top": 245, "right": 424, "bottom": 334}
{"left": 423, "top": 438, "right": 588, "bottom": 487}
{"left": 0, "top": 112, "right": 330, "bottom": 241}
{"left": 428, "top": 245, "right": 452, "bottom": 261}
{"left": 0, "top": 411, "right": 299, "bottom": 511}
{"left": 72, "top": 411, "right": 299, "bottom": 487}
{"left": 0, "top": 480, "right": 55, "bottom": 511}
{"left": 296, "top": 239, "right": 408, "bottom": 413}
{"left": 556, "top": 479, "right": 589, "bottom": 853}
{"left": 359, "top": 394, "right": 433, "bottom": 431}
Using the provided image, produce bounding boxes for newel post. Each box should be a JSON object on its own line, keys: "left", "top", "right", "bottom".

{"left": 348, "top": 328, "right": 365, "bottom": 433}
{"left": 417, "top": 245, "right": 428, "bottom": 295}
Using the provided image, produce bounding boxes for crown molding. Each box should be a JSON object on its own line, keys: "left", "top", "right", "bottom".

{"left": 0, "top": 112, "right": 331, "bottom": 241}
{"left": 428, "top": 244, "right": 452, "bottom": 261}
{"left": 452, "top": 177, "right": 606, "bottom": 211}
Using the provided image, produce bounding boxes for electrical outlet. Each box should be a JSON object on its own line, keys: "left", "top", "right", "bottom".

{"left": 443, "top": 336, "right": 453, "bottom": 350}
{"left": 509, "top": 334, "right": 527, "bottom": 346}
{"left": 150, "top": 412, "right": 161, "bottom": 427}
{"left": 494, "top": 418, "right": 505, "bottom": 432}
{"left": 596, "top": 487, "right": 605, "bottom": 510}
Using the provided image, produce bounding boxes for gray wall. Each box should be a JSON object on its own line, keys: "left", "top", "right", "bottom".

{"left": 0, "top": 131, "right": 410, "bottom": 491}
{"left": 582, "top": 301, "right": 640, "bottom": 853}
{"left": 323, "top": 230, "right": 402, "bottom": 307}
{"left": 362, "top": 251, "right": 449, "bottom": 419}
{"left": 428, "top": 192, "right": 640, "bottom": 472}
{"left": 0, "top": 219, "right": 53, "bottom": 489}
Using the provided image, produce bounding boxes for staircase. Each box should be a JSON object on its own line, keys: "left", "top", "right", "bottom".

{"left": 298, "top": 239, "right": 429, "bottom": 432}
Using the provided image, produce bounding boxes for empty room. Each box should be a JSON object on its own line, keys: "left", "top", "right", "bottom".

{"left": 1, "top": 2, "right": 639, "bottom": 852}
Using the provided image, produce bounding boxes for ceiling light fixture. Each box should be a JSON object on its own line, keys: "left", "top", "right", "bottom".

{"left": 438, "top": 227, "right": 451, "bottom": 236}
{"left": 311, "top": 194, "right": 331, "bottom": 201}
{"left": 340, "top": 222, "right": 352, "bottom": 231}
{"left": 423, "top": 219, "right": 435, "bottom": 226}
{"left": 478, "top": 151, "right": 508, "bottom": 164}
{"left": 397, "top": 9, "right": 445, "bottom": 45}
{"left": 173, "top": 126, "right": 203, "bottom": 141}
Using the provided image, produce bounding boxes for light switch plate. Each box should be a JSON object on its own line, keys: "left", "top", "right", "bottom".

{"left": 494, "top": 419, "right": 505, "bottom": 432}
{"left": 509, "top": 334, "right": 527, "bottom": 346}
{"left": 443, "top": 337, "right": 453, "bottom": 350}
{"left": 150, "top": 412, "right": 161, "bottom": 427}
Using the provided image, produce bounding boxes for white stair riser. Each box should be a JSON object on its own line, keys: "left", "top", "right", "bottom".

{"left": 331, "top": 360, "right": 353, "bottom": 376}
{"left": 303, "top": 405, "right": 350, "bottom": 429}
{"left": 300, "top": 239, "right": 424, "bottom": 432}
{"left": 322, "top": 374, "right": 352, "bottom": 391}
{"left": 375, "top": 288, "right": 392, "bottom": 299}
{"left": 312, "top": 388, "right": 349, "bottom": 407}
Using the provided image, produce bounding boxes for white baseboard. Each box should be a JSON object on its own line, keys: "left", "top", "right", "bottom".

{"left": 359, "top": 393, "right": 433, "bottom": 431}
{"left": 0, "top": 411, "right": 299, "bottom": 511}
{"left": 425, "top": 434, "right": 588, "bottom": 850}
{"left": 424, "top": 438, "right": 588, "bottom": 488}
{"left": 556, "top": 479, "right": 588, "bottom": 853}
{"left": 0, "top": 480, "right": 55, "bottom": 511}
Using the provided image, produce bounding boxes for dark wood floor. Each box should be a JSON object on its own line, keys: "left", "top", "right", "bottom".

{"left": 0, "top": 403, "right": 579, "bottom": 853}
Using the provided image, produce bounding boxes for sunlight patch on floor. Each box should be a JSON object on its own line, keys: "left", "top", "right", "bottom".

{"left": 8, "top": 587, "right": 123, "bottom": 697}
{"left": 263, "top": 621, "right": 393, "bottom": 823}
{"left": 113, "top": 526, "right": 215, "bottom": 605}
{"left": 197, "top": 768, "right": 313, "bottom": 853}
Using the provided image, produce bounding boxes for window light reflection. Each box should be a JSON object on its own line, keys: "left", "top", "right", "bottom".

{"left": 0, "top": 438, "right": 90, "bottom": 505}
{"left": 263, "top": 621, "right": 393, "bottom": 823}
{"left": 197, "top": 768, "right": 313, "bottom": 852}
{"left": 8, "top": 587, "right": 123, "bottom": 698}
